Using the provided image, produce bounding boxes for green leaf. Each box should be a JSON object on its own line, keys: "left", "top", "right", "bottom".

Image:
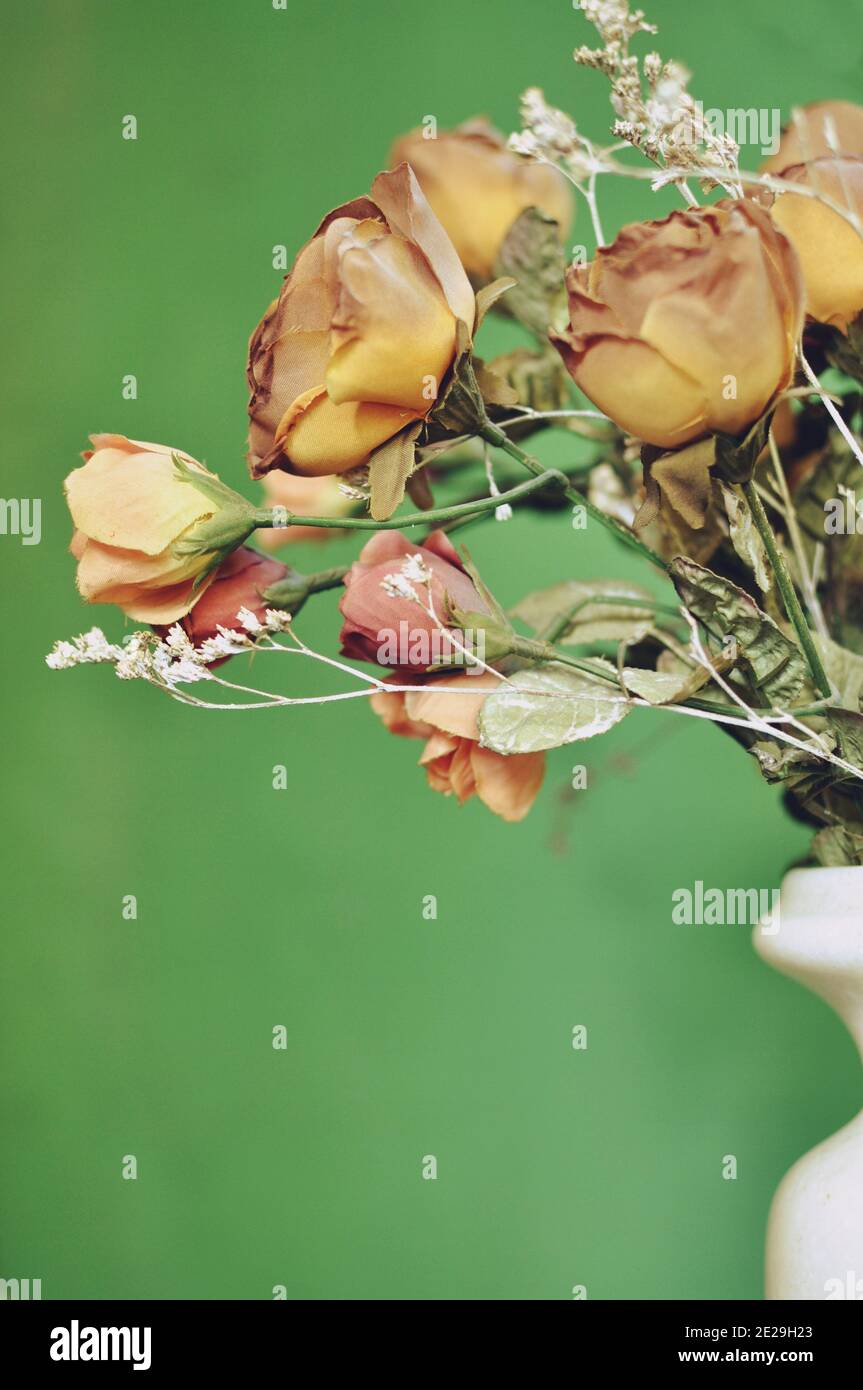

{"left": 669, "top": 557, "right": 808, "bottom": 706}
{"left": 493, "top": 207, "right": 568, "bottom": 336}
{"left": 620, "top": 668, "right": 692, "bottom": 704}
{"left": 511, "top": 580, "right": 656, "bottom": 645}
{"left": 367, "top": 422, "right": 423, "bottom": 521}
{"left": 814, "top": 635, "right": 863, "bottom": 711}
{"left": 478, "top": 666, "right": 630, "bottom": 754}
{"left": 718, "top": 480, "right": 772, "bottom": 593}
{"left": 486, "top": 347, "right": 571, "bottom": 415}
{"left": 827, "top": 707, "right": 863, "bottom": 770}
{"left": 813, "top": 823, "right": 863, "bottom": 867}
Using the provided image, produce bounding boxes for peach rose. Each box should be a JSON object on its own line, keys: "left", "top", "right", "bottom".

{"left": 769, "top": 157, "right": 863, "bottom": 332}
{"left": 551, "top": 201, "right": 804, "bottom": 449}
{"left": 389, "top": 117, "right": 572, "bottom": 281}
{"left": 762, "top": 101, "right": 863, "bottom": 174}
{"left": 339, "top": 529, "right": 488, "bottom": 669}
{"left": 247, "top": 165, "right": 475, "bottom": 480}
{"left": 65, "top": 434, "right": 225, "bottom": 623}
{"left": 257, "top": 470, "right": 353, "bottom": 550}
{"left": 372, "top": 673, "right": 544, "bottom": 821}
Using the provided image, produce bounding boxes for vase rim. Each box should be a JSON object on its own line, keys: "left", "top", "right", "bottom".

{"left": 780, "top": 864, "right": 863, "bottom": 919}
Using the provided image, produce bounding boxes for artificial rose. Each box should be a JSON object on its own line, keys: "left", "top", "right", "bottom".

{"left": 256, "top": 470, "right": 354, "bottom": 550}
{"left": 339, "top": 529, "right": 489, "bottom": 670}
{"left": 372, "top": 674, "right": 544, "bottom": 821}
{"left": 769, "top": 157, "right": 863, "bottom": 333}
{"left": 247, "top": 164, "right": 475, "bottom": 480}
{"left": 763, "top": 101, "right": 863, "bottom": 174}
{"left": 389, "top": 117, "right": 572, "bottom": 281}
{"left": 156, "top": 546, "right": 288, "bottom": 655}
{"left": 551, "top": 201, "right": 805, "bottom": 450}
{"left": 65, "top": 434, "right": 224, "bottom": 623}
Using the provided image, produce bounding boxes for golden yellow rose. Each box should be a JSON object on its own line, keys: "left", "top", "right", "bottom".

{"left": 769, "top": 157, "right": 863, "bottom": 332}
{"left": 389, "top": 117, "right": 573, "bottom": 281}
{"left": 763, "top": 100, "right": 863, "bottom": 175}
{"left": 65, "top": 434, "right": 221, "bottom": 623}
{"left": 551, "top": 201, "right": 804, "bottom": 450}
{"left": 247, "top": 164, "right": 475, "bottom": 480}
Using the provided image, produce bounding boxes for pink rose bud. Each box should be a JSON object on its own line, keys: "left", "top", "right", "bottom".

{"left": 338, "top": 529, "right": 490, "bottom": 671}
{"left": 155, "top": 546, "right": 288, "bottom": 662}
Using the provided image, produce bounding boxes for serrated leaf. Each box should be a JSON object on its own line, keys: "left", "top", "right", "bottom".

{"left": 827, "top": 707, "right": 863, "bottom": 770}
{"left": 814, "top": 634, "right": 863, "bottom": 711}
{"left": 494, "top": 207, "right": 568, "bottom": 336}
{"left": 367, "top": 422, "right": 423, "bottom": 521}
{"left": 511, "top": 580, "right": 656, "bottom": 645}
{"left": 478, "top": 666, "right": 630, "bottom": 754}
{"left": 620, "top": 668, "right": 691, "bottom": 704}
{"left": 487, "top": 347, "right": 571, "bottom": 415}
{"left": 719, "top": 480, "right": 772, "bottom": 593}
{"left": 669, "top": 557, "right": 807, "bottom": 706}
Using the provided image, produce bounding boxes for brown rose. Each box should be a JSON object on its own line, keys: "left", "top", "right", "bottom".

{"left": 762, "top": 101, "right": 863, "bottom": 175}
{"left": 247, "top": 165, "right": 475, "bottom": 480}
{"left": 551, "top": 201, "right": 804, "bottom": 449}
{"left": 769, "top": 157, "right": 863, "bottom": 333}
{"left": 389, "top": 117, "right": 572, "bottom": 281}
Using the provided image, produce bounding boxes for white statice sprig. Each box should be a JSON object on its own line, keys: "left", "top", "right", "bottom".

{"left": 44, "top": 607, "right": 302, "bottom": 695}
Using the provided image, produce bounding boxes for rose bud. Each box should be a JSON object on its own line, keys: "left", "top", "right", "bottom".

{"left": 372, "top": 674, "right": 544, "bottom": 822}
{"left": 256, "top": 470, "right": 354, "bottom": 550}
{"left": 762, "top": 101, "right": 863, "bottom": 175}
{"left": 550, "top": 201, "right": 804, "bottom": 450}
{"left": 154, "top": 546, "right": 288, "bottom": 659}
{"left": 389, "top": 117, "right": 572, "bottom": 282}
{"left": 339, "top": 529, "right": 491, "bottom": 671}
{"left": 247, "top": 165, "right": 475, "bottom": 480}
{"left": 769, "top": 157, "right": 863, "bottom": 333}
{"left": 64, "top": 434, "right": 251, "bottom": 623}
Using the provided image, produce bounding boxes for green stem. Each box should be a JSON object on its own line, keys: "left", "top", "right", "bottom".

{"left": 252, "top": 469, "right": 566, "bottom": 534}
{"left": 479, "top": 421, "right": 667, "bottom": 572}
{"left": 742, "top": 480, "right": 832, "bottom": 699}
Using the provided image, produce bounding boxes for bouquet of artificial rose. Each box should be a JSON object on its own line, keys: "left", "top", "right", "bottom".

{"left": 49, "top": 0, "right": 863, "bottom": 862}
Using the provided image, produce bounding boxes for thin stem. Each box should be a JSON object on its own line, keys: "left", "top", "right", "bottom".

{"left": 742, "top": 479, "right": 832, "bottom": 698}
{"left": 253, "top": 469, "right": 565, "bottom": 534}
{"left": 766, "top": 429, "right": 829, "bottom": 640}
{"left": 479, "top": 420, "right": 668, "bottom": 572}
{"left": 799, "top": 349, "right": 863, "bottom": 470}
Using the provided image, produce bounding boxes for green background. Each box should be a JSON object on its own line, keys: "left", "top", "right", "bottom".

{"left": 2, "top": 0, "right": 862, "bottom": 1301}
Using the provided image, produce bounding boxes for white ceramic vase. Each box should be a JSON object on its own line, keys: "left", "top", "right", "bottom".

{"left": 754, "top": 865, "right": 863, "bottom": 1300}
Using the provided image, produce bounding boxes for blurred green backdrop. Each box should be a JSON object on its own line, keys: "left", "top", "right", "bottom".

{"left": 2, "top": 0, "right": 862, "bottom": 1301}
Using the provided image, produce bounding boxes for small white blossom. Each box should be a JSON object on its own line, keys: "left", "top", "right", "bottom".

{"left": 265, "top": 608, "right": 293, "bottom": 632}
{"left": 401, "top": 553, "right": 431, "bottom": 585}
{"left": 164, "top": 624, "right": 195, "bottom": 658}
{"left": 236, "top": 606, "right": 263, "bottom": 633}
{"left": 381, "top": 573, "right": 419, "bottom": 602}
{"left": 46, "top": 640, "right": 81, "bottom": 670}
